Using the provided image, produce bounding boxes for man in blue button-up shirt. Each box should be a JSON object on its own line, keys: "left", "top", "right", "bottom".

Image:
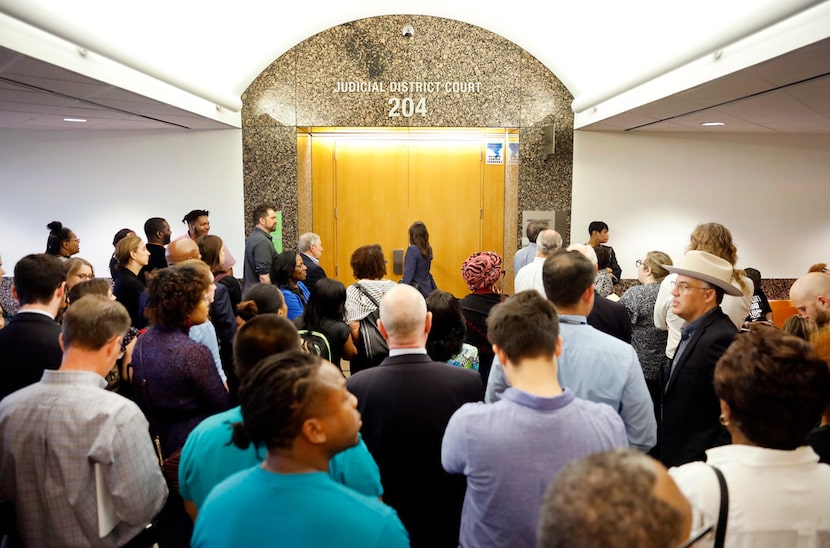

{"left": 486, "top": 248, "right": 656, "bottom": 452}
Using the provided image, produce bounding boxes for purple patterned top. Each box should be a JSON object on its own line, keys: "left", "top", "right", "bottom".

{"left": 132, "top": 326, "right": 231, "bottom": 456}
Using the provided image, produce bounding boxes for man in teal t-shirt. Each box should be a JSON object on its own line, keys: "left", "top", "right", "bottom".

{"left": 191, "top": 351, "right": 408, "bottom": 547}
{"left": 180, "top": 408, "right": 381, "bottom": 508}
{"left": 179, "top": 314, "right": 382, "bottom": 512}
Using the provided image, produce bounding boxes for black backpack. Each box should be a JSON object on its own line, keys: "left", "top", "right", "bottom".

{"left": 298, "top": 329, "right": 332, "bottom": 362}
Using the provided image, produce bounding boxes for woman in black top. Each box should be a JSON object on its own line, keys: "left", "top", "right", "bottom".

{"left": 112, "top": 235, "right": 150, "bottom": 328}
{"left": 294, "top": 278, "right": 357, "bottom": 373}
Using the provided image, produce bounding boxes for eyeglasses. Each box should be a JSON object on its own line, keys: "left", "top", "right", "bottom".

{"left": 635, "top": 259, "right": 644, "bottom": 267}
{"left": 75, "top": 273, "right": 94, "bottom": 280}
{"left": 671, "top": 281, "right": 713, "bottom": 294}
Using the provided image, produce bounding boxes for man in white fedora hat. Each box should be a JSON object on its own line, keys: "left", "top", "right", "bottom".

{"left": 660, "top": 250, "right": 742, "bottom": 467}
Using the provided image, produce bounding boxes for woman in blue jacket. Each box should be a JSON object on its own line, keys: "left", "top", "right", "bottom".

{"left": 401, "top": 221, "right": 437, "bottom": 298}
{"left": 271, "top": 251, "right": 310, "bottom": 320}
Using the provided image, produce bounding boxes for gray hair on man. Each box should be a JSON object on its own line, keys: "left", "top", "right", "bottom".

{"left": 537, "top": 230, "right": 563, "bottom": 256}
{"left": 298, "top": 233, "right": 321, "bottom": 253}
{"left": 567, "top": 243, "right": 598, "bottom": 267}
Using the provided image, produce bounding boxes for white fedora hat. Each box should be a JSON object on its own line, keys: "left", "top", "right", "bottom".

{"left": 663, "top": 250, "right": 742, "bottom": 296}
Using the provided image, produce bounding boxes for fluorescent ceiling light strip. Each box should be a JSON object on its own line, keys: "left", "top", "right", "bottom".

{"left": 571, "top": 0, "right": 825, "bottom": 114}
{"left": 0, "top": 0, "right": 243, "bottom": 112}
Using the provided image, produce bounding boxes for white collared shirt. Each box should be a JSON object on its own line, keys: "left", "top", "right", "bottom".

{"left": 670, "top": 444, "right": 830, "bottom": 547}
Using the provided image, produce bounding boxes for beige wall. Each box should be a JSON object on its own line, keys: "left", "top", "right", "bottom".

{"left": 573, "top": 131, "right": 830, "bottom": 279}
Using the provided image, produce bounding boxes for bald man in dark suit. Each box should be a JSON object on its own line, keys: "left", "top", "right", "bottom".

{"left": 347, "top": 285, "right": 483, "bottom": 548}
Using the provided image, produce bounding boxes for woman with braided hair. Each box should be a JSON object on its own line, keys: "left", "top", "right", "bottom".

{"left": 45, "top": 221, "right": 80, "bottom": 259}
{"left": 192, "top": 351, "right": 408, "bottom": 547}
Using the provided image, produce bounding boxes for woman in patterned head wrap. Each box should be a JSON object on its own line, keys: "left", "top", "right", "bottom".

{"left": 458, "top": 251, "right": 504, "bottom": 384}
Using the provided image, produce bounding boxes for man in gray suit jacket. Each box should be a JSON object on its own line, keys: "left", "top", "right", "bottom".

{"left": 660, "top": 251, "right": 740, "bottom": 467}
{"left": 347, "top": 284, "right": 483, "bottom": 548}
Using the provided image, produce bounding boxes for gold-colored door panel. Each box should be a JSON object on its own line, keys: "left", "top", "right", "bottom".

{"left": 310, "top": 129, "right": 506, "bottom": 299}
{"left": 408, "top": 140, "right": 483, "bottom": 297}
{"left": 333, "top": 139, "right": 409, "bottom": 282}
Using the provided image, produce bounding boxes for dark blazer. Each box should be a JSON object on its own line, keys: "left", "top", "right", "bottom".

{"left": 588, "top": 291, "right": 632, "bottom": 343}
{"left": 347, "top": 352, "right": 483, "bottom": 548}
{"left": 605, "top": 244, "right": 622, "bottom": 282}
{"left": 300, "top": 252, "right": 326, "bottom": 291}
{"left": 0, "top": 312, "right": 62, "bottom": 400}
{"left": 661, "top": 307, "right": 736, "bottom": 467}
{"left": 401, "top": 245, "right": 437, "bottom": 298}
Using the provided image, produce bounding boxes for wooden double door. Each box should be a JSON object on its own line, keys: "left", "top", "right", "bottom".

{"left": 308, "top": 129, "right": 506, "bottom": 297}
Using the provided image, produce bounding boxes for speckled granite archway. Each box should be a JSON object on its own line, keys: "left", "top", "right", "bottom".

{"left": 241, "top": 14, "right": 574, "bottom": 263}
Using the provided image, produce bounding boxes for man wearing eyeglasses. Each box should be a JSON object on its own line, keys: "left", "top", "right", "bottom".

{"left": 661, "top": 250, "right": 740, "bottom": 467}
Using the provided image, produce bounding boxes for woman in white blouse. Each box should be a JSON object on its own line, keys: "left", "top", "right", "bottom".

{"left": 669, "top": 327, "right": 830, "bottom": 547}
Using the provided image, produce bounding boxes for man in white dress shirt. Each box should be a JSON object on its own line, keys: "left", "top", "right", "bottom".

{"left": 513, "top": 220, "right": 550, "bottom": 274}
{"left": 513, "top": 229, "right": 562, "bottom": 296}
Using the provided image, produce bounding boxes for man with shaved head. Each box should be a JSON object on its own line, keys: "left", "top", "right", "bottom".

{"left": 166, "top": 238, "right": 201, "bottom": 266}
{"left": 347, "top": 284, "right": 483, "bottom": 548}
{"left": 164, "top": 240, "right": 236, "bottom": 392}
{"left": 790, "top": 272, "right": 830, "bottom": 328}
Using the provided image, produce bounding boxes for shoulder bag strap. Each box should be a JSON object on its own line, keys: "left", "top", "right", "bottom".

{"left": 710, "top": 464, "right": 729, "bottom": 548}
{"left": 355, "top": 282, "right": 381, "bottom": 309}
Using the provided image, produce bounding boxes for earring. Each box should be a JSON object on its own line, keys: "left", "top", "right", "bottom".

{"left": 719, "top": 414, "right": 729, "bottom": 426}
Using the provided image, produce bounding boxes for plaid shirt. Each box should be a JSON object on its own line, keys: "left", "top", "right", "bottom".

{"left": 0, "top": 370, "right": 167, "bottom": 547}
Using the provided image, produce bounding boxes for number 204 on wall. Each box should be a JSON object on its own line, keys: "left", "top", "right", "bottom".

{"left": 388, "top": 97, "right": 427, "bottom": 117}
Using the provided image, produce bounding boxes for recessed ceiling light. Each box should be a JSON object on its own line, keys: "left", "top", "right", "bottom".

{"left": 701, "top": 121, "right": 725, "bottom": 127}
{"left": 63, "top": 118, "right": 87, "bottom": 123}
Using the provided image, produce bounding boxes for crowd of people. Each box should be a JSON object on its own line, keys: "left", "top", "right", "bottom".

{"left": 0, "top": 212, "right": 829, "bottom": 547}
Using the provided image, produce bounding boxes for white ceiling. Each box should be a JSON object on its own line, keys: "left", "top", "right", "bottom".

{"left": 0, "top": 46, "right": 232, "bottom": 130}
{"left": 582, "top": 37, "right": 830, "bottom": 133}
{"left": 0, "top": 0, "right": 828, "bottom": 133}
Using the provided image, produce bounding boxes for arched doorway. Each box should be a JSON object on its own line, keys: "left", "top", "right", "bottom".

{"left": 242, "top": 14, "right": 574, "bottom": 293}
